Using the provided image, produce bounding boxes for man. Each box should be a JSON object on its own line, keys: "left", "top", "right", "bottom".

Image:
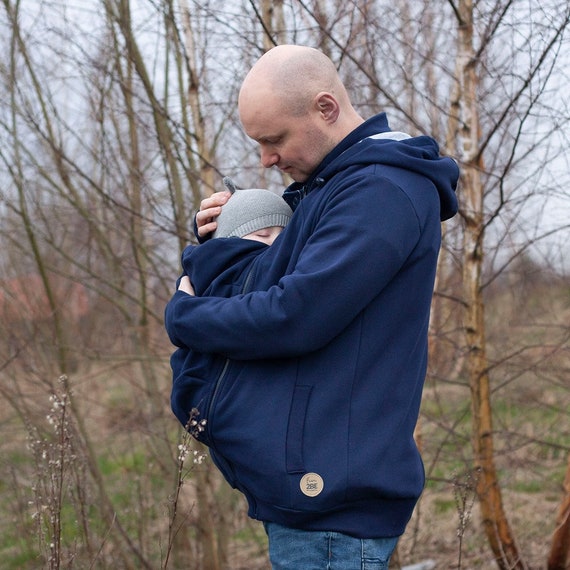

{"left": 166, "top": 45, "right": 459, "bottom": 569}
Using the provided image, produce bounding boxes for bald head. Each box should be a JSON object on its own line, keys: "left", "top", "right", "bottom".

{"left": 238, "top": 45, "right": 364, "bottom": 182}
{"left": 241, "top": 46, "right": 349, "bottom": 114}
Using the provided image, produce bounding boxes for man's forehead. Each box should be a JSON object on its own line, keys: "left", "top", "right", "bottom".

{"left": 246, "top": 123, "right": 286, "bottom": 143}
{"left": 240, "top": 101, "right": 286, "bottom": 140}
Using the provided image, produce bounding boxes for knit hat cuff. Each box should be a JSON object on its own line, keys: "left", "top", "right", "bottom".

{"left": 225, "top": 213, "right": 292, "bottom": 238}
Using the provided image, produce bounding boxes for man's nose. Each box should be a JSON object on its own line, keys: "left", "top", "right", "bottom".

{"left": 260, "top": 148, "right": 279, "bottom": 168}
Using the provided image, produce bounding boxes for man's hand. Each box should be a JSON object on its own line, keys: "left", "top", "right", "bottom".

{"left": 195, "top": 191, "right": 231, "bottom": 238}
{"left": 178, "top": 276, "right": 195, "bottom": 296}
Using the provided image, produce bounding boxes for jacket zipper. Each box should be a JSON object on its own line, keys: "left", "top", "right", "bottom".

{"left": 205, "top": 263, "right": 256, "bottom": 441}
{"left": 204, "top": 263, "right": 258, "bottom": 511}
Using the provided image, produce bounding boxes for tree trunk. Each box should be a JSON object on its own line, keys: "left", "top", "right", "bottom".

{"left": 454, "top": 1, "right": 527, "bottom": 568}
{"left": 261, "top": 0, "right": 285, "bottom": 50}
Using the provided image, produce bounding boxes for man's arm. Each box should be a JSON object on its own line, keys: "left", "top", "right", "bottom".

{"left": 165, "top": 177, "right": 424, "bottom": 360}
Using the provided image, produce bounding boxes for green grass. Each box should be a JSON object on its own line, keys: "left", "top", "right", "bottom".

{"left": 0, "top": 543, "right": 40, "bottom": 570}
{"left": 419, "top": 381, "right": 569, "bottom": 503}
{"left": 433, "top": 497, "right": 456, "bottom": 514}
{"left": 512, "top": 480, "right": 544, "bottom": 494}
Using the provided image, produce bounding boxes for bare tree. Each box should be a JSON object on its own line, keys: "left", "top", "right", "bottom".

{"left": 446, "top": 1, "right": 570, "bottom": 567}
{"left": 450, "top": 0, "right": 525, "bottom": 564}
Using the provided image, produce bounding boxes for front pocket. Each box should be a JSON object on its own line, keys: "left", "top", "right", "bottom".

{"left": 286, "top": 385, "right": 313, "bottom": 473}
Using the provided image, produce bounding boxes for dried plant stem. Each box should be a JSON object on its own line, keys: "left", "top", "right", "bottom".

{"left": 162, "top": 409, "right": 207, "bottom": 569}
{"left": 453, "top": 468, "right": 480, "bottom": 570}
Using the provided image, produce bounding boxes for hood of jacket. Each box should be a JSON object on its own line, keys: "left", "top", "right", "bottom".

{"left": 283, "top": 112, "right": 459, "bottom": 221}
{"left": 181, "top": 238, "right": 267, "bottom": 297}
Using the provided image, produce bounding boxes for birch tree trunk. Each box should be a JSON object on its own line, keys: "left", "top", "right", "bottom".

{"left": 261, "top": 0, "right": 285, "bottom": 49}
{"left": 454, "top": 1, "right": 527, "bottom": 568}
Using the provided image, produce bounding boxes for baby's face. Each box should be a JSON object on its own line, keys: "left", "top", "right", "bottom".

{"left": 242, "top": 225, "right": 284, "bottom": 245}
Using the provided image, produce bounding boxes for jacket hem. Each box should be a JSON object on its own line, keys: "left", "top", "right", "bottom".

{"left": 251, "top": 496, "right": 417, "bottom": 538}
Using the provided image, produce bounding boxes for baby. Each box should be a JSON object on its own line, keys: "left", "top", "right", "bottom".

{"left": 168, "top": 178, "right": 293, "bottom": 432}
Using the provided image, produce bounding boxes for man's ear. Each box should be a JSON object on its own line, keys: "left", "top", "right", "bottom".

{"left": 314, "top": 92, "right": 340, "bottom": 123}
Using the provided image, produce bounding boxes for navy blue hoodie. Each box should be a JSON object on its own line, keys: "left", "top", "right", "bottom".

{"left": 165, "top": 113, "right": 459, "bottom": 538}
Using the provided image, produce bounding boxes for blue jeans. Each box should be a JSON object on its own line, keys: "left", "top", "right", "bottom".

{"left": 264, "top": 522, "right": 399, "bottom": 570}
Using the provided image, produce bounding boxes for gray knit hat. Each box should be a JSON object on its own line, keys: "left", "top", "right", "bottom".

{"left": 213, "top": 178, "right": 293, "bottom": 239}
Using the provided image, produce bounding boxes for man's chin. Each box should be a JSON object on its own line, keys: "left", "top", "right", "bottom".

{"left": 286, "top": 171, "right": 308, "bottom": 183}
{"left": 277, "top": 164, "right": 309, "bottom": 183}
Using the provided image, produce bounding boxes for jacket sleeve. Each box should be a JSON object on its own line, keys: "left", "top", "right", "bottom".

{"left": 165, "top": 174, "right": 425, "bottom": 359}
